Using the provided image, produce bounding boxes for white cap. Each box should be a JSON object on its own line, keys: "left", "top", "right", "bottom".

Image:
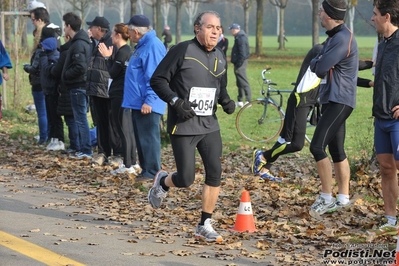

{"left": 27, "top": 0, "right": 46, "bottom": 11}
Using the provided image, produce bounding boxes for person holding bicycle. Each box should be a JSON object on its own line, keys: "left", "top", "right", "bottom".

{"left": 308, "top": 0, "right": 357, "bottom": 216}
{"left": 251, "top": 44, "right": 323, "bottom": 182}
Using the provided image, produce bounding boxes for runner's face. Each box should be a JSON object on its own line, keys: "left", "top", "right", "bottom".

{"left": 196, "top": 14, "right": 221, "bottom": 51}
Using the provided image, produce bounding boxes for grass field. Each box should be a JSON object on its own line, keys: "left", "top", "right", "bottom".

{"left": 1, "top": 35, "right": 376, "bottom": 167}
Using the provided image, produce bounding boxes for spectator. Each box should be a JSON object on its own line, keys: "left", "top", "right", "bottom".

{"left": 42, "top": 33, "right": 80, "bottom": 155}
{"left": 86, "top": 16, "right": 121, "bottom": 166}
{"left": 39, "top": 25, "right": 65, "bottom": 151}
{"left": 229, "top": 23, "right": 251, "bottom": 108}
{"left": 86, "top": 17, "right": 122, "bottom": 165}
{"left": 0, "top": 39, "right": 12, "bottom": 120}
{"left": 216, "top": 25, "right": 229, "bottom": 56}
{"left": 122, "top": 14, "right": 166, "bottom": 180}
{"left": 368, "top": 0, "right": 399, "bottom": 235}
{"left": 161, "top": 25, "right": 172, "bottom": 50}
{"left": 24, "top": 7, "right": 50, "bottom": 145}
{"left": 308, "top": 0, "right": 358, "bottom": 216}
{"left": 62, "top": 12, "right": 93, "bottom": 159}
{"left": 149, "top": 10, "right": 235, "bottom": 242}
{"left": 98, "top": 23, "right": 140, "bottom": 175}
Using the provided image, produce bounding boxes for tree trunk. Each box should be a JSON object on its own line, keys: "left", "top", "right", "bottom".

{"left": 175, "top": 2, "right": 182, "bottom": 44}
{"left": 130, "top": 0, "right": 137, "bottom": 17}
{"left": 277, "top": 7, "right": 285, "bottom": 50}
{"left": 255, "top": 0, "right": 263, "bottom": 56}
{"left": 312, "top": 0, "right": 319, "bottom": 46}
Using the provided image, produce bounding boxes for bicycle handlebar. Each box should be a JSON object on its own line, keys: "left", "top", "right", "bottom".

{"left": 261, "top": 68, "right": 277, "bottom": 86}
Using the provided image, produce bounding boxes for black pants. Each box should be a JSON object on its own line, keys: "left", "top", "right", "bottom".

{"left": 170, "top": 131, "right": 222, "bottom": 188}
{"left": 45, "top": 93, "right": 64, "bottom": 142}
{"left": 91, "top": 96, "right": 114, "bottom": 157}
{"left": 110, "top": 97, "right": 136, "bottom": 166}
{"left": 310, "top": 102, "right": 353, "bottom": 162}
{"left": 263, "top": 106, "right": 311, "bottom": 168}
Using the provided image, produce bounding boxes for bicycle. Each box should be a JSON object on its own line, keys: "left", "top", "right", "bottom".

{"left": 235, "top": 67, "right": 317, "bottom": 143}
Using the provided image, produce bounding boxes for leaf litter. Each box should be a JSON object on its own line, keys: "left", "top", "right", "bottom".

{"left": 0, "top": 133, "right": 396, "bottom": 265}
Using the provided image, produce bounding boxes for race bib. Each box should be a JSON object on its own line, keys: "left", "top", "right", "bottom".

{"left": 189, "top": 87, "right": 216, "bottom": 116}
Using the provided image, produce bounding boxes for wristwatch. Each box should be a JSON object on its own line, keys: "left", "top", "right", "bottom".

{"left": 169, "top": 97, "right": 179, "bottom": 106}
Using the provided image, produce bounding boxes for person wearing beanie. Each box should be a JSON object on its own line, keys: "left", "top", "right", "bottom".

{"left": 308, "top": 0, "right": 358, "bottom": 216}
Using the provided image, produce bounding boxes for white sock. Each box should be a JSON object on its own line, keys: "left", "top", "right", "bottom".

{"left": 385, "top": 215, "right": 397, "bottom": 225}
{"left": 320, "top": 192, "right": 332, "bottom": 203}
{"left": 277, "top": 137, "right": 286, "bottom": 144}
{"left": 337, "top": 194, "right": 350, "bottom": 205}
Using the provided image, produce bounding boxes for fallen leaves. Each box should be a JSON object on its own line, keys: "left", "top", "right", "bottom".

{"left": 0, "top": 131, "right": 395, "bottom": 265}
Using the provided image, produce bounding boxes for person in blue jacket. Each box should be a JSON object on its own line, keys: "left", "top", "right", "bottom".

{"left": 122, "top": 14, "right": 166, "bottom": 180}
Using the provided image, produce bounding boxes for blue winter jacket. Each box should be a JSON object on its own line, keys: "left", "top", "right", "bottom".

{"left": 122, "top": 30, "right": 166, "bottom": 115}
{"left": 39, "top": 37, "right": 60, "bottom": 95}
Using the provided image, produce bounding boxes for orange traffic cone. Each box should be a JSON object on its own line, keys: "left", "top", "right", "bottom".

{"left": 390, "top": 228, "right": 399, "bottom": 266}
{"left": 231, "top": 190, "right": 256, "bottom": 232}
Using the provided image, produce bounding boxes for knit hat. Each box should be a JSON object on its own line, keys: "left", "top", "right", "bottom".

{"left": 125, "top": 14, "right": 151, "bottom": 27}
{"left": 322, "top": 0, "right": 346, "bottom": 21}
{"left": 86, "top": 16, "right": 110, "bottom": 29}
{"left": 40, "top": 23, "right": 61, "bottom": 42}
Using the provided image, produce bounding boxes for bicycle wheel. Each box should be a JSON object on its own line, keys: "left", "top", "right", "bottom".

{"left": 236, "top": 100, "right": 284, "bottom": 142}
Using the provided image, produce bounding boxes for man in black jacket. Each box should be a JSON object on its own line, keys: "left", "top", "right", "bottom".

{"left": 86, "top": 16, "right": 120, "bottom": 166}
{"left": 62, "top": 12, "right": 92, "bottom": 159}
{"left": 149, "top": 10, "right": 235, "bottom": 243}
{"left": 229, "top": 23, "right": 251, "bottom": 108}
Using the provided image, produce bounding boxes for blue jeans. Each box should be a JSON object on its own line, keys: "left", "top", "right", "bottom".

{"left": 132, "top": 110, "right": 161, "bottom": 178}
{"left": 70, "top": 88, "right": 92, "bottom": 155}
{"left": 32, "top": 91, "right": 48, "bottom": 142}
{"left": 64, "top": 114, "right": 80, "bottom": 151}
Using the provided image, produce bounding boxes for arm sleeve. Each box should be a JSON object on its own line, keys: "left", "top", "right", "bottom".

{"left": 150, "top": 42, "right": 188, "bottom": 103}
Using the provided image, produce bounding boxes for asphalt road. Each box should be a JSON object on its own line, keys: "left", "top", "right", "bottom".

{"left": 0, "top": 169, "right": 274, "bottom": 266}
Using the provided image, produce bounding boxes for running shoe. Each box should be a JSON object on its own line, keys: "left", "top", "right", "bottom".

{"left": 309, "top": 195, "right": 337, "bottom": 215}
{"left": 195, "top": 218, "right": 223, "bottom": 242}
{"left": 251, "top": 149, "right": 266, "bottom": 174}
{"left": 148, "top": 170, "right": 168, "bottom": 208}
{"left": 258, "top": 170, "right": 282, "bottom": 182}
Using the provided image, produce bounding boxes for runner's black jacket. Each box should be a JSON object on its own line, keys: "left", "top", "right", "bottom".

{"left": 150, "top": 37, "right": 231, "bottom": 135}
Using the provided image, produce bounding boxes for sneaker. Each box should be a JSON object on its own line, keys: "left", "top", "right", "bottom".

{"left": 132, "top": 164, "right": 142, "bottom": 174}
{"left": 195, "top": 218, "right": 223, "bottom": 243}
{"left": 61, "top": 148, "right": 77, "bottom": 154}
{"left": 92, "top": 153, "right": 107, "bottom": 166}
{"left": 110, "top": 164, "right": 138, "bottom": 175}
{"left": 51, "top": 141, "right": 65, "bottom": 151}
{"left": 36, "top": 139, "right": 47, "bottom": 145}
{"left": 235, "top": 101, "right": 244, "bottom": 108}
{"left": 258, "top": 171, "right": 282, "bottom": 182}
{"left": 70, "top": 152, "right": 93, "bottom": 160}
{"left": 309, "top": 196, "right": 337, "bottom": 215}
{"left": 251, "top": 149, "right": 266, "bottom": 174}
{"left": 148, "top": 170, "right": 168, "bottom": 208}
{"left": 108, "top": 156, "right": 123, "bottom": 168}
{"left": 368, "top": 219, "right": 398, "bottom": 236}
{"left": 46, "top": 138, "right": 57, "bottom": 151}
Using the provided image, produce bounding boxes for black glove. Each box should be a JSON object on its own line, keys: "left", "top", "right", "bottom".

{"left": 221, "top": 99, "right": 235, "bottom": 114}
{"left": 173, "top": 98, "right": 196, "bottom": 120}
{"left": 23, "top": 64, "right": 30, "bottom": 73}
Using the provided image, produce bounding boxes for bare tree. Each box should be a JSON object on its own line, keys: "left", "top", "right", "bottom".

{"left": 161, "top": 0, "right": 171, "bottom": 26}
{"left": 184, "top": 0, "right": 199, "bottom": 26}
{"left": 311, "top": 0, "right": 319, "bottom": 46}
{"left": 269, "top": 0, "right": 288, "bottom": 50}
{"left": 65, "top": 0, "right": 93, "bottom": 27}
{"left": 227, "top": 0, "right": 254, "bottom": 35}
{"left": 109, "top": 0, "right": 129, "bottom": 22}
{"left": 254, "top": 0, "right": 263, "bottom": 56}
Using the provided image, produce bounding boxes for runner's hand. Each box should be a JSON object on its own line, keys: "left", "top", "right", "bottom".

{"left": 173, "top": 99, "right": 196, "bottom": 120}
{"left": 221, "top": 99, "right": 235, "bottom": 114}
